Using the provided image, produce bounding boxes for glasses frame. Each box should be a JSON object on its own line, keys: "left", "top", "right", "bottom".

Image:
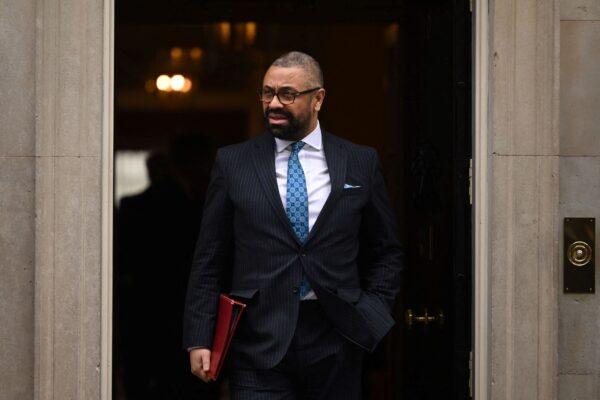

{"left": 258, "top": 87, "right": 322, "bottom": 105}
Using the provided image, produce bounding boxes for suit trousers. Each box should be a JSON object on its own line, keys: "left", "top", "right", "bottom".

{"left": 228, "top": 300, "right": 365, "bottom": 400}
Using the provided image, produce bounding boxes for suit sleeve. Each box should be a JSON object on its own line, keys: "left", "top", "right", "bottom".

{"left": 182, "top": 149, "right": 234, "bottom": 350}
{"left": 360, "top": 149, "right": 405, "bottom": 313}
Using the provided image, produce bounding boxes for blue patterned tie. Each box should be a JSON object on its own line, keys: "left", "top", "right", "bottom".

{"left": 286, "top": 141, "right": 312, "bottom": 298}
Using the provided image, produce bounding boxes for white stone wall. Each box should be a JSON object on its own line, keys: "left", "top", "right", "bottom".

{"left": 1, "top": 0, "right": 106, "bottom": 399}
{"left": 33, "top": 0, "right": 106, "bottom": 397}
{"left": 488, "top": 0, "right": 560, "bottom": 398}
{"left": 559, "top": 1, "right": 600, "bottom": 399}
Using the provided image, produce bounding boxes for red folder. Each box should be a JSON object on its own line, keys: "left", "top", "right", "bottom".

{"left": 209, "top": 294, "right": 247, "bottom": 380}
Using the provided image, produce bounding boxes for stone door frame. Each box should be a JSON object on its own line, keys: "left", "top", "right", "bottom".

{"left": 472, "top": 0, "right": 490, "bottom": 398}
{"left": 95, "top": 1, "right": 495, "bottom": 398}
{"left": 100, "top": 0, "right": 115, "bottom": 397}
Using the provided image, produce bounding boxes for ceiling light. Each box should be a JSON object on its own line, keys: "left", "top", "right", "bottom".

{"left": 190, "top": 47, "right": 203, "bottom": 60}
{"left": 245, "top": 22, "right": 257, "bottom": 45}
{"left": 171, "top": 74, "right": 185, "bottom": 91}
{"left": 181, "top": 78, "right": 192, "bottom": 93}
{"left": 218, "top": 22, "right": 231, "bottom": 44}
{"left": 171, "top": 47, "right": 183, "bottom": 60}
{"left": 156, "top": 75, "right": 172, "bottom": 91}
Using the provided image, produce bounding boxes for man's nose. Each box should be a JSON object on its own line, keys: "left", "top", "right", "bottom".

{"left": 268, "top": 95, "right": 284, "bottom": 108}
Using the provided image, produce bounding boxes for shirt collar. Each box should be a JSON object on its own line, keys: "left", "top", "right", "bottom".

{"left": 274, "top": 121, "right": 322, "bottom": 153}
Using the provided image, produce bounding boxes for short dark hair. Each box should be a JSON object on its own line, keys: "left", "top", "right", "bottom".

{"left": 270, "top": 51, "right": 324, "bottom": 88}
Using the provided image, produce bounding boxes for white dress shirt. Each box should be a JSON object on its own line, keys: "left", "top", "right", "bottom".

{"left": 274, "top": 121, "right": 330, "bottom": 300}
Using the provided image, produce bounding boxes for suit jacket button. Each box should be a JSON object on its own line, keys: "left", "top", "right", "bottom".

{"left": 301, "top": 253, "right": 307, "bottom": 257}
{"left": 292, "top": 287, "right": 299, "bottom": 294}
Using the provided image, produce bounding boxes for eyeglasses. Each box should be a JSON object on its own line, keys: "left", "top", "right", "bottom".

{"left": 258, "top": 87, "right": 321, "bottom": 105}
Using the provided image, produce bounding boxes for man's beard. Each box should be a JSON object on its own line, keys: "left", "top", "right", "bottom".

{"left": 264, "top": 109, "right": 309, "bottom": 141}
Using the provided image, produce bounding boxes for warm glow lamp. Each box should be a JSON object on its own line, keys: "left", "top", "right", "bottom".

{"left": 170, "top": 74, "right": 185, "bottom": 91}
{"left": 156, "top": 75, "right": 172, "bottom": 91}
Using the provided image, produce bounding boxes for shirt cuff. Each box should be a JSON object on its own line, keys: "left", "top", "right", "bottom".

{"left": 187, "top": 346, "right": 208, "bottom": 352}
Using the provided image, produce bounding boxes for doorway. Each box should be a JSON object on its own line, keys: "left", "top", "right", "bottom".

{"left": 112, "top": 1, "right": 472, "bottom": 399}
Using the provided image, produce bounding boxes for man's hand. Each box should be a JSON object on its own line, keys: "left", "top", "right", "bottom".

{"left": 190, "top": 348, "right": 214, "bottom": 383}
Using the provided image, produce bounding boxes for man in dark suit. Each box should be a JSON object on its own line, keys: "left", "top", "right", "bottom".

{"left": 183, "top": 51, "right": 404, "bottom": 399}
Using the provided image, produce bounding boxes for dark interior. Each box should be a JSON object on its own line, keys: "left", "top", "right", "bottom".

{"left": 113, "top": 1, "right": 472, "bottom": 399}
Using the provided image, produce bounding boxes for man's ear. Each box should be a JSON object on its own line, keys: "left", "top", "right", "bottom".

{"left": 314, "top": 88, "right": 326, "bottom": 112}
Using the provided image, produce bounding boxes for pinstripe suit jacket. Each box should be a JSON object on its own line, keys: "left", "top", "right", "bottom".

{"left": 182, "top": 130, "right": 404, "bottom": 369}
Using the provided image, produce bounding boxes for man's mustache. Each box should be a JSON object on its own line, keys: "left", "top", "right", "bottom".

{"left": 265, "top": 109, "right": 293, "bottom": 119}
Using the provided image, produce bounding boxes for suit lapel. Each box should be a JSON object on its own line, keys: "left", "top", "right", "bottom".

{"left": 251, "top": 133, "right": 302, "bottom": 246}
{"left": 250, "top": 131, "right": 347, "bottom": 247}
{"left": 306, "top": 131, "right": 347, "bottom": 244}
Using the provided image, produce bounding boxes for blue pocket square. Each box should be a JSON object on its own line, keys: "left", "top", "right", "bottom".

{"left": 343, "top": 183, "right": 362, "bottom": 189}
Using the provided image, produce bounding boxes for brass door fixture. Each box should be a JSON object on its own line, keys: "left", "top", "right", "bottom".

{"left": 564, "top": 218, "right": 595, "bottom": 293}
{"left": 567, "top": 241, "right": 593, "bottom": 267}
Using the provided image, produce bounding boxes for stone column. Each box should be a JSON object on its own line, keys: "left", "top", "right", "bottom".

{"left": 0, "top": 1, "right": 37, "bottom": 399}
{"left": 488, "top": 0, "right": 560, "bottom": 399}
{"left": 34, "top": 0, "right": 107, "bottom": 398}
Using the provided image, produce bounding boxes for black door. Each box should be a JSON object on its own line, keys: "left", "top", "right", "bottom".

{"left": 398, "top": 0, "right": 472, "bottom": 398}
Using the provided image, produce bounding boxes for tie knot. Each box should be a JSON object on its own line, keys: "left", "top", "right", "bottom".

{"left": 290, "top": 141, "right": 306, "bottom": 154}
